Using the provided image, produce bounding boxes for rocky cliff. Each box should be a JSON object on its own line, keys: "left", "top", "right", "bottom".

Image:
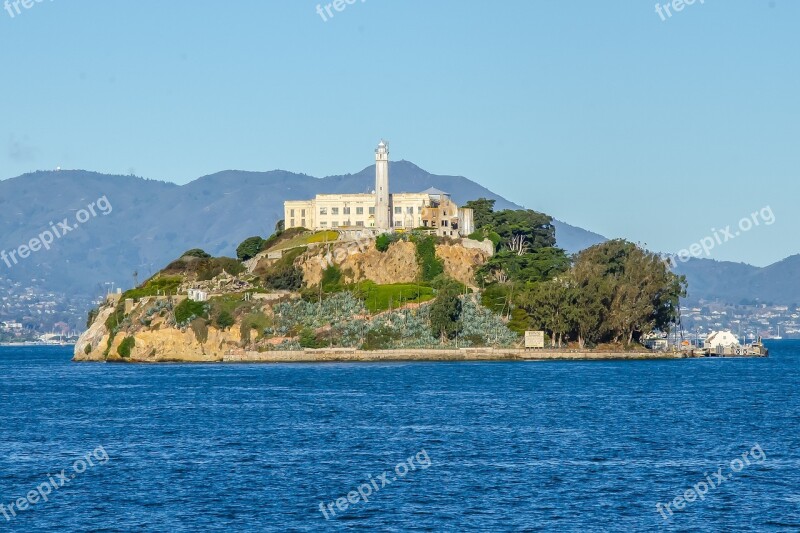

{"left": 297, "top": 238, "right": 492, "bottom": 288}
{"left": 74, "top": 236, "right": 497, "bottom": 362}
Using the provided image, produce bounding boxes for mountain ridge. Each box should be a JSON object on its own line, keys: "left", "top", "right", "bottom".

{"left": 1, "top": 163, "right": 797, "bottom": 330}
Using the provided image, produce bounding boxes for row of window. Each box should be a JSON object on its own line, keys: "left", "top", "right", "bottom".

{"left": 320, "top": 221, "right": 367, "bottom": 228}
{"left": 289, "top": 219, "right": 307, "bottom": 227}
{"left": 318, "top": 206, "right": 374, "bottom": 216}
{"left": 394, "top": 206, "right": 422, "bottom": 215}
{"left": 293, "top": 206, "right": 446, "bottom": 218}
{"left": 315, "top": 206, "right": 426, "bottom": 216}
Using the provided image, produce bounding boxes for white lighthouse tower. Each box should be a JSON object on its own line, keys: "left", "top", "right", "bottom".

{"left": 374, "top": 140, "right": 391, "bottom": 232}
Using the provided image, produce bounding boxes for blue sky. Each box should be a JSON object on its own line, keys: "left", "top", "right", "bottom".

{"left": 1, "top": 1, "right": 797, "bottom": 266}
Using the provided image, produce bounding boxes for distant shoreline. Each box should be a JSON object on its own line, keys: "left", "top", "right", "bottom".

{"left": 1, "top": 342, "right": 76, "bottom": 347}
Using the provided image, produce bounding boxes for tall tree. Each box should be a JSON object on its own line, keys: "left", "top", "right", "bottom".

{"left": 430, "top": 279, "right": 463, "bottom": 341}
{"left": 464, "top": 198, "right": 496, "bottom": 230}
{"left": 491, "top": 209, "right": 556, "bottom": 250}
{"left": 519, "top": 280, "right": 573, "bottom": 347}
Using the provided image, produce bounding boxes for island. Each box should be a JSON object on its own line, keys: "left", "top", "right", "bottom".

{"left": 76, "top": 142, "right": 690, "bottom": 363}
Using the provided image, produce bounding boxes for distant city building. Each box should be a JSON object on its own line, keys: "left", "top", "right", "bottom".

{"left": 284, "top": 141, "right": 475, "bottom": 237}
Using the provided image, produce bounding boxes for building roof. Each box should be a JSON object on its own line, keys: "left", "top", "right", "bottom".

{"left": 420, "top": 187, "right": 450, "bottom": 196}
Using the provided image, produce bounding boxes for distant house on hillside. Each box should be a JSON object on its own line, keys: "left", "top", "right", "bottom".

{"left": 283, "top": 141, "right": 474, "bottom": 238}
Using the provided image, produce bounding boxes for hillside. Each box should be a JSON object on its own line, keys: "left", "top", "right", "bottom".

{"left": 75, "top": 234, "right": 515, "bottom": 362}
{"left": 675, "top": 255, "right": 800, "bottom": 305}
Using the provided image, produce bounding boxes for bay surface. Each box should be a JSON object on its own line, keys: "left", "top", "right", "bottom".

{"left": 1, "top": 343, "right": 798, "bottom": 531}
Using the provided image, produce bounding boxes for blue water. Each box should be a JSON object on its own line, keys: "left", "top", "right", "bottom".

{"left": 1, "top": 344, "right": 798, "bottom": 532}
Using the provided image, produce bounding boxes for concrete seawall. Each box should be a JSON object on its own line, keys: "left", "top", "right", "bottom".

{"left": 221, "top": 348, "right": 689, "bottom": 363}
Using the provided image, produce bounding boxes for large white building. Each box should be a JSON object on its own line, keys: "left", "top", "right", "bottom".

{"left": 284, "top": 141, "right": 474, "bottom": 237}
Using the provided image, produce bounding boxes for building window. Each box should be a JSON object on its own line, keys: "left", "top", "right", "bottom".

{"left": 301, "top": 219, "right": 306, "bottom": 227}
{"left": 320, "top": 207, "right": 327, "bottom": 215}
{"left": 290, "top": 209, "right": 295, "bottom": 217}
{"left": 320, "top": 222, "right": 328, "bottom": 227}
{"left": 356, "top": 207, "right": 364, "bottom": 215}
{"left": 301, "top": 209, "right": 306, "bottom": 217}
{"left": 394, "top": 207, "right": 401, "bottom": 214}
{"left": 290, "top": 219, "right": 295, "bottom": 227}
{"left": 417, "top": 206, "right": 422, "bottom": 213}
{"left": 356, "top": 221, "right": 364, "bottom": 227}
{"left": 406, "top": 207, "right": 413, "bottom": 214}
{"left": 343, "top": 207, "right": 350, "bottom": 215}
{"left": 443, "top": 220, "right": 448, "bottom": 227}
{"left": 332, "top": 221, "right": 339, "bottom": 227}
{"left": 395, "top": 221, "right": 403, "bottom": 227}
{"left": 369, "top": 207, "right": 375, "bottom": 215}
{"left": 332, "top": 207, "right": 339, "bottom": 215}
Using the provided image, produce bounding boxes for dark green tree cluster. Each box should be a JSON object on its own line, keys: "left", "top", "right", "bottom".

{"left": 518, "top": 240, "right": 686, "bottom": 348}
{"left": 467, "top": 198, "right": 568, "bottom": 286}
{"left": 236, "top": 236, "right": 267, "bottom": 261}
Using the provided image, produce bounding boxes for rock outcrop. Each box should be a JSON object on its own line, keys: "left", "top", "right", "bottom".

{"left": 300, "top": 238, "right": 491, "bottom": 288}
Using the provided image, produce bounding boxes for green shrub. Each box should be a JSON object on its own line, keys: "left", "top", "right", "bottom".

{"left": 376, "top": 234, "right": 392, "bottom": 252}
{"left": 197, "top": 257, "right": 246, "bottom": 281}
{"left": 262, "top": 247, "right": 305, "bottom": 291}
{"left": 208, "top": 293, "right": 253, "bottom": 317}
{"left": 299, "top": 327, "right": 319, "bottom": 348}
{"left": 239, "top": 312, "right": 270, "bottom": 344}
{"left": 321, "top": 265, "right": 343, "bottom": 293}
{"left": 362, "top": 326, "right": 400, "bottom": 350}
{"left": 117, "top": 336, "right": 135, "bottom": 358}
{"left": 182, "top": 248, "right": 211, "bottom": 259}
{"left": 190, "top": 318, "right": 209, "bottom": 343}
{"left": 414, "top": 235, "right": 444, "bottom": 282}
{"left": 430, "top": 281, "right": 463, "bottom": 340}
{"left": 237, "top": 236, "right": 267, "bottom": 261}
{"left": 215, "top": 310, "right": 235, "bottom": 330}
{"left": 86, "top": 307, "right": 99, "bottom": 329}
{"left": 508, "top": 307, "right": 531, "bottom": 335}
{"left": 84, "top": 343, "right": 92, "bottom": 355}
{"left": 174, "top": 299, "right": 208, "bottom": 324}
{"left": 104, "top": 302, "right": 126, "bottom": 333}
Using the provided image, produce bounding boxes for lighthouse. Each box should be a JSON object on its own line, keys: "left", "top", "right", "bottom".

{"left": 374, "top": 140, "right": 391, "bottom": 232}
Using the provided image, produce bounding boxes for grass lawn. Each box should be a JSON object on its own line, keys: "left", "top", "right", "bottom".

{"left": 271, "top": 230, "right": 340, "bottom": 251}
{"left": 353, "top": 281, "right": 435, "bottom": 313}
{"left": 122, "top": 275, "right": 183, "bottom": 300}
